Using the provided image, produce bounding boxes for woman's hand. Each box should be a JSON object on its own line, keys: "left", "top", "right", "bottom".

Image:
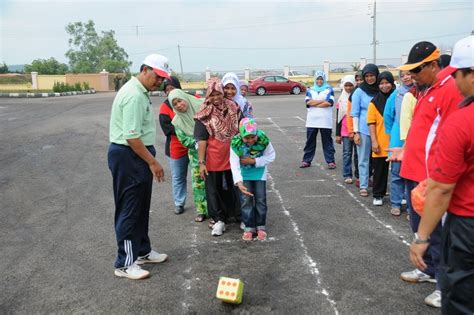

{"left": 353, "top": 133, "right": 361, "bottom": 145}
{"left": 335, "top": 136, "right": 342, "bottom": 144}
{"left": 199, "top": 164, "right": 208, "bottom": 179}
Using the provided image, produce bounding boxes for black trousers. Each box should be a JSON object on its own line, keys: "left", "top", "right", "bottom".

{"left": 108, "top": 143, "right": 154, "bottom": 268}
{"left": 205, "top": 170, "right": 240, "bottom": 222}
{"left": 440, "top": 213, "right": 474, "bottom": 315}
{"left": 372, "top": 157, "right": 389, "bottom": 198}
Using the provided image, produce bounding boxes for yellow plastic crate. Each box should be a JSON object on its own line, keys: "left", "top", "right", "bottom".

{"left": 216, "top": 277, "right": 244, "bottom": 304}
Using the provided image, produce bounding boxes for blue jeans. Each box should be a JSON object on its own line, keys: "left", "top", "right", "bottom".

{"left": 342, "top": 136, "right": 359, "bottom": 179}
{"left": 406, "top": 179, "right": 442, "bottom": 289}
{"left": 389, "top": 162, "right": 405, "bottom": 209}
{"left": 356, "top": 133, "right": 372, "bottom": 189}
{"left": 302, "top": 128, "right": 335, "bottom": 164}
{"left": 169, "top": 155, "right": 189, "bottom": 207}
{"left": 240, "top": 181, "right": 268, "bottom": 232}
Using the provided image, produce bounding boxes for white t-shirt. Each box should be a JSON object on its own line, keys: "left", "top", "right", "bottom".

{"left": 305, "top": 87, "right": 334, "bottom": 129}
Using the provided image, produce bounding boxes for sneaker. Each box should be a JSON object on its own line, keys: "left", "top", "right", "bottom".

{"left": 211, "top": 220, "right": 225, "bottom": 236}
{"left": 400, "top": 269, "right": 437, "bottom": 283}
{"left": 424, "top": 290, "right": 441, "bottom": 308}
{"left": 242, "top": 232, "right": 253, "bottom": 241}
{"left": 114, "top": 263, "right": 150, "bottom": 280}
{"left": 344, "top": 178, "right": 353, "bottom": 184}
{"left": 373, "top": 198, "right": 383, "bottom": 206}
{"left": 136, "top": 250, "right": 168, "bottom": 265}
{"left": 401, "top": 199, "right": 407, "bottom": 205}
{"left": 240, "top": 222, "right": 246, "bottom": 230}
{"left": 174, "top": 206, "right": 184, "bottom": 215}
{"left": 257, "top": 230, "right": 267, "bottom": 241}
{"left": 328, "top": 162, "right": 337, "bottom": 169}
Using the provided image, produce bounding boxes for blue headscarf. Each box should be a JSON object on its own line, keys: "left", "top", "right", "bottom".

{"left": 312, "top": 70, "right": 330, "bottom": 92}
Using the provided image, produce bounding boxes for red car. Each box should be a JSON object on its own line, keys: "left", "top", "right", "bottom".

{"left": 249, "top": 75, "right": 307, "bottom": 96}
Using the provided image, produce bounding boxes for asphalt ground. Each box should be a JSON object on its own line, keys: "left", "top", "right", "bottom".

{"left": 0, "top": 93, "right": 439, "bottom": 314}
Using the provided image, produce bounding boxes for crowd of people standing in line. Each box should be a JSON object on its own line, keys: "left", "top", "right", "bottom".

{"left": 107, "top": 35, "right": 473, "bottom": 314}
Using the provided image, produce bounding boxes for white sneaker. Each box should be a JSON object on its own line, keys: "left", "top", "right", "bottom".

{"left": 114, "top": 262, "right": 150, "bottom": 280}
{"left": 136, "top": 250, "right": 168, "bottom": 265}
{"left": 424, "top": 290, "right": 441, "bottom": 308}
{"left": 373, "top": 198, "right": 383, "bottom": 206}
{"left": 400, "top": 269, "right": 437, "bottom": 283}
{"left": 401, "top": 199, "right": 407, "bottom": 205}
{"left": 211, "top": 220, "right": 226, "bottom": 236}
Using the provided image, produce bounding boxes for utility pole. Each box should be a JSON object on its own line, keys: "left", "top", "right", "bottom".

{"left": 177, "top": 45, "right": 184, "bottom": 75}
{"left": 133, "top": 25, "right": 144, "bottom": 37}
{"left": 372, "top": 0, "right": 377, "bottom": 64}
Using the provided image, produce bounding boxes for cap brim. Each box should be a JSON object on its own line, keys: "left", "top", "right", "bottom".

{"left": 398, "top": 61, "right": 424, "bottom": 71}
{"left": 437, "top": 66, "right": 457, "bottom": 80}
{"left": 153, "top": 68, "right": 171, "bottom": 79}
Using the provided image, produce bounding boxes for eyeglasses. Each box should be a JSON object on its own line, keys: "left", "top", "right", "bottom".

{"left": 410, "top": 63, "right": 428, "bottom": 74}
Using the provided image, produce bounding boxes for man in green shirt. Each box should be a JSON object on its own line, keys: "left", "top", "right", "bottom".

{"left": 108, "top": 54, "right": 170, "bottom": 280}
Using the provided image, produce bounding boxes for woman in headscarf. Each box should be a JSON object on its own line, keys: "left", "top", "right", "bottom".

{"left": 383, "top": 70, "right": 414, "bottom": 216}
{"left": 300, "top": 70, "right": 336, "bottom": 169}
{"left": 158, "top": 76, "right": 189, "bottom": 215}
{"left": 194, "top": 78, "right": 241, "bottom": 236}
{"left": 167, "top": 89, "right": 208, "bottom": 222}
{"left": 335, "top": 75, "right": 357, "bottom": 184}
{"left": 350, "top": 64, "right": 380, "bottom": 197}
{"left": 367, "top": 71, "right": 396, "bottom": 206}
{"left": 222, "top": 72, "right": 253, "bottom": 118}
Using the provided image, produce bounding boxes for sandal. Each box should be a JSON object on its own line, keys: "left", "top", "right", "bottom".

{"left": 208, "top": 218, "right": 216, "bottom": 229}
{"left": 299, "top": 162, "right": 311, "bottom": 168}
{"left": 359, "top": 189, "right": 369, "bottom": 197}
{"left": 390, "top": 208, "right": 401, "bottom": 216}
{"left": 242, "top": 232, "right": 253, "bottom": 241}
{"left": 257, "top": 230, "right": 267, "bottom": 241}
{"left": 194, "top": 214, "right": 206, "bottom": 222}
{"left": 327, "top": 162, "right": 337, "bottom": 169}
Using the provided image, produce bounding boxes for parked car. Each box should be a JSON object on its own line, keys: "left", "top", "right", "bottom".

{"left": 249, "top": 75, "right": 307, "bottom": 96}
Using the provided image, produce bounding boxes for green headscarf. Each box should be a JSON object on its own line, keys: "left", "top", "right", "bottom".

{"left": 231, "top": 118, "right": 270, "bottom": 157}
{"left": 168, "top": 89, "right": 204, "bottom": 135}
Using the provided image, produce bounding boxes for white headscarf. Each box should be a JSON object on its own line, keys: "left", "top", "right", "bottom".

{"left": 337, "top": 75, "right": 356, "bottom": 123}
{"left": 222, "top": 72, "right": 246, "bottom": 112}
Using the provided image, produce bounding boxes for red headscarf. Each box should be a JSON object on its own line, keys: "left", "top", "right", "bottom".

{"left": 195, "top": 77, "right": 240, "bottom": 142}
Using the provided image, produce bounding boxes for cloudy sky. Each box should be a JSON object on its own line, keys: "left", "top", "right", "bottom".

{"left": 0, "top": 0, "right": 472, "bottom": 73}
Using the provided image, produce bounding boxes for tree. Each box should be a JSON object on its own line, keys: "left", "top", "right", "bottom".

{"left": 24, "top": 58, "right": 68, "bottom": 74}
{"left": 351, "top": 63, "right": 361, "bottom": 71}
{"left": 0, "top": 62, "right": 8, "bottom": 74}
{"left": 65, "top": 20, "right": 131, "bottom": 73}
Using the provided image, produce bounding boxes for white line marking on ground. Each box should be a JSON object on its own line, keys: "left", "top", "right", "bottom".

{"left": 295, "top": 115, "right": 306, "bottom": 123}
{"left": 268, "top": 173, "right": 339, "bottom": 314}
{"left": 181, "top": 225, "right": 200, "bottom": 312}
{"left": 267, "top": 117, "right": 287, "bottom": 135}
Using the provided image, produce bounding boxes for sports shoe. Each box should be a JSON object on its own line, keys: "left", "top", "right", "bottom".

{"left": 257, "top": 230, "right": 267, "bottom": 241}
{"left": 242, "top": 232, "right": 253, "bottom": 241}
{"left": 400, "top": 269, "right": 437, "bottom": 283}
{"left": 174, "top": 206, "right": 184, "bottom": 215}
{"left": 424, "top": 290, "right": 441, "bottom": 308}
{"left": 344, "top": 178, "right": 353, "bottom": 184}
{"left": 211, "top": 220, "right": 225, "bottom": 236}
{"left": 401, "top": 199, "right": 407, "bottom": 205}
{"left": 373, "top": 198, "right": 383, "bottom": 206}
{"left": 240, "top": 222, "right": 246, "bottom": 230}
{"left": 114, "top": 263, "right": 150, "bottom": 280}
{"left": 136, "top": 250, "right": 168, "bottom": 265}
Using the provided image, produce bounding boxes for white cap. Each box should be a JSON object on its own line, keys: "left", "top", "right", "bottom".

{"left": 142, "top": 54, "right": 171, "bottom": 79}
{"left": 440, "top": 35, "right": 474, "bottom": 77}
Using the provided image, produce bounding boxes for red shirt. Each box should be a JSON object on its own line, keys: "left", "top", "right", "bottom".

{"left": 159, "top": 103, "right": 188, "bottom": 159}
{"left": 400, "top": 75, "right": 463, "bottom": 182}
{"left": 429, "top": 100, "right": 474, "bottom": 217}
{"left": 206, "top": 137, "right": 231, "bottom": 171}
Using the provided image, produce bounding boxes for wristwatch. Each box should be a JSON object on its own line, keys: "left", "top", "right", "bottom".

{"left": 413, "top": 233, "right": 430, "bottom": 244}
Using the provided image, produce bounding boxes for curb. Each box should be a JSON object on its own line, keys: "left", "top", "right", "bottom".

{"left": 150, "top": 90, "right": 205, "bottom": 97}
{"left": 0, "top": 90, "right": 96, "bottom": 98}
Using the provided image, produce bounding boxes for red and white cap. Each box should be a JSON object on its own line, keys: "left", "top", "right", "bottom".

{"left": 143, "top": 54, "right": 171, "bottom": 79}
{"left": 439, "top": 35, "right": 474, "bottom": 78}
